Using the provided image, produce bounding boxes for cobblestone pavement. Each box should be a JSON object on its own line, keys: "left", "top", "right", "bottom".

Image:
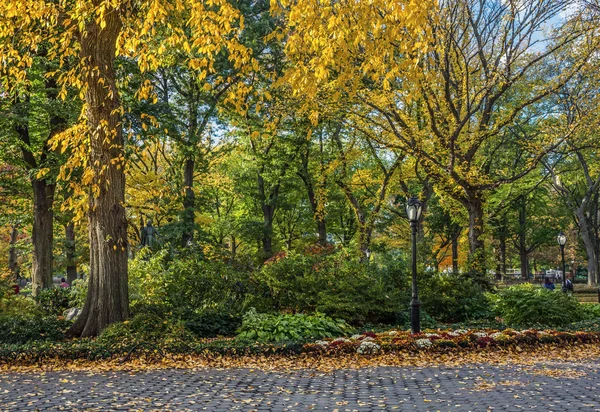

{"left": 1, "top": 360, "right": 600, "bottom": 411}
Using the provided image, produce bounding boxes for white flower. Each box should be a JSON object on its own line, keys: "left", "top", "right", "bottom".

{"left": 315, "top": 340, "right": 329, "bottom": 347}
{"left": 361, "top": 336, "right": 376, "bottom": 342}
{"left": 415, "top": 338, "right": 433, "bottom": 348}
{"left": 447, "top": 331, "right": 460, "bottom": 337}
{"left": 425, "top": 333, "right": 440, "bottom": 338}
{"left": 356, "top": 341, "right": 381, "bottom": 355}
{"left": 454, "top": 329, "right": 468, "bottom": 335}
{"left": 538, "top": 331, "right": 549, "bottom": 336}
{"left": 388, "top": 331, "right": 399, "bottom": 336}
{"left": 473, "top": 332, "right": 487, "bottom": 338}
{"left": 332, "top": 337, "right": 350, "bottom": 344}
{"left": 351, "top": 334, "right": 362, "bottom": 340}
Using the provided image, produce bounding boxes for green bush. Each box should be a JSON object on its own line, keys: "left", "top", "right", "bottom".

{"left": 253, "top": 249, "right": 408, "bottom": 324}
{"left": 35, "top": 287, "right": 71, "bottom": 316}
{"left": 420, "top": 273, "right": 492, "bottom": 323}
{"left": 97, "top": 313, "right": 194, "bottom": 349}
{"left": 128, "top": 250, "right": 248, "bottom": 316}
{"left": 0, "top": 294, "right": 42, "bottom": 317}
{"left": 68, "top": 279, "right": 88, "bottom": 308}
{"left": 0, "top": 315, "right": 71, "bottom": 344}
{"left": 581, "top": 304, "right": 600, "bottom": 319}
{"left": 488, "top": 283, "right": 585, "bottom": 327}
{"left": 182, "top": 309, "right": 242, "bottom": 338}
{"left": 236, "top": 309, "right": 354, "bottom": 343}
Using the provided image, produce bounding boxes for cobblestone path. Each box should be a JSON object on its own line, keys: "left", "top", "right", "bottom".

{"left": 1, "top": 360, "right": 600, "bottom": 411}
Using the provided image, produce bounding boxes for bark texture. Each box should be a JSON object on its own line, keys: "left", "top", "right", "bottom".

{"left": 65, "top": 222, "right": 77, "bottom": 284}
{"left": 465, "top": 193, "right": 486, "bottom": 282}
{"left": 31, "top": 180, "right": 56, "bottom": 295}
{"left": 8, "top": 224, "right": 19, "bottom": 280}
{"left": 517, "top": 195, "right": 529, "bottom": 280}
{"left": 68, "top": 9, "right": 129, "bottom": 337}
{"left": 14, "top": 76, "right": 65, "bottom": 296}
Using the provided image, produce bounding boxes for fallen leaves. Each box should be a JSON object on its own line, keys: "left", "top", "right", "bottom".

{"left": 1, "top": 342, "right": 600, "bottom": 374}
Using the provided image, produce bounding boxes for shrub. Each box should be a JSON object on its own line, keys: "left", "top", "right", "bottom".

{"left": 253, "top": 249, "right": 408, "bottom": 324}
{"left": 581, "top": 304, "right": 600, "bottom": 320}
{"left": 0, "top": 294, "right": 42, "bottom": 317}
{"left": 236, "top": 309, "right": 354, "bottom": 343}
{"left": 97, "top": 313, "right": 193, "bottom": 349}
{"left": 182, "top": 309, "right": 242, "bottom": 338}
{"left": 0, "top": 315, "right": 71, "bottom": 344}
{"left": 488, "top": 283, "right": 585, "bottom": 327}
{"left": 35, "top": 287, "right": 71, "bottom": 316}
{"left": 128, "top": 250, "right": 249, "bottom": 316}
{"left": 419, "top": 272, "right": 492, "bottom": 323}
{"left": 68, "top": 279, "right": 88, "bottom": 308}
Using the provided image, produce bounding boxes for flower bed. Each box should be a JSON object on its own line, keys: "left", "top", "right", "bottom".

{"left": 0, "top": 328, "right": 598, "bottom": 366}
{"left": 302, "top": 328, "right": 600, "bottom": 354}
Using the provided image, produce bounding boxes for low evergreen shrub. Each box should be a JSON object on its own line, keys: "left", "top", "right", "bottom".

{"left": 0, "top": 315, "right": 71, "bottom": 344}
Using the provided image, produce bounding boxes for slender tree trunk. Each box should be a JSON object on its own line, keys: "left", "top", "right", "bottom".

{"left": 578, "top": 209, "right": 598, "bottom": 286}
{"left": 31, "top": 180, "right": 56, "bottom": 296}
{"left": 14, "top": 80, "right": 63, "bottom": 296}
{"left": 303, "top": 178, "right": 327, "bottom": 245}
{"left": 230, "top": 236, "right": 237, "bottom": 260}
{"left": 499, "top": 230, "right": 507, "bottom": 281}
{"left": 357, "top": 224, "right": 371, "bottom": 262}
{"left": 8, "top": 224, "right": 18, "bottom": 281}
{"left": 65, "top": 222, "right": 77, "bottom": 284}
{"left": 518, "top": 195, "right": 529, "bottom": 280}
{"left": 257, "top": 170, "right": 278, "bottom": 261}
{"left": 451, "top": 234, "right": 459, "bottom": 274}
{"left": 299, "top": 147, "right": 328, "bottom": 245}
{"left": 68, "top": 10, "right": 129, "bottom": 337}
{"left": 465, "top": 193, "right": 486, "bottom": 282}
{"left": 261, "top": 204, "right": 274, "bottom": 260}
{"left": 182, "top": 157, "right": 195, "bottom": 246}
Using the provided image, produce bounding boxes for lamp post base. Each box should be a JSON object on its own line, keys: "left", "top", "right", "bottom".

{"left": 411, "top": 298, "right": 420, "bottom": 334}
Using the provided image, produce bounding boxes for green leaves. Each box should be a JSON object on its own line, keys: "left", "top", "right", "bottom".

{"left": 489, "top": 284, "right": 586, "bottom": 327}
{"left": 236, "top": 308, "right": 353, "bottom": 343}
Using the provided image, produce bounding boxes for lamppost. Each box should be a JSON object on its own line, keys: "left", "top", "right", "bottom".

{"left": 406, "top": 197, "right": 423, "bottom": 334}
{"left": 557, "top": 231, "right": 567, "bottom": 290}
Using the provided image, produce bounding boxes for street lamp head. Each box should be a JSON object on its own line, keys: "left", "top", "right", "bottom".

{"left": 406, "top": 197, "right": 423, "bottom": 222}
{"left": 557, "top": 231, "right": 567, "bottom": 247}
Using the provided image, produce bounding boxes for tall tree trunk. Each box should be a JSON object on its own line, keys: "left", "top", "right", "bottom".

{"left": 65, "top": 222, "right": 77, "bottom": 284}
{"left": 465, "top": 193, "right": 486, "bottom": 282}
{"left": 518, "top": 195, "right": 529, "bottom": 280}
{"left": 230, "top": 236, "right": 237, "bottom": 261}
{"left": 298, "top": 145, "right": 327, "bottom": 245}
{"left": 182, "top": 157, "right": 195, "bottom": 246}
{"left": 357, "top": 224, "right": 371, "bottom": 262}
{"left": 261, "top": 203, "right": 274, "bottom": 260}
{"left": 69, "top": 10, "right": 129, "bottom": 337}
{"left": 302, "top": 173, "right": 327, "bottom": 245}
{"left": 14, "top": 78, "right": 63, "bottom": 297}
{"left": 498, "top": 228, "right": 507, "bottom": 281}
{"left": 578, "top": 208, "right": 598, "bottom": 286}
{"left": 31, "top": 180, "right": 56, "bottom": 296}
{"left": 257, "top": 170, "right": 278, "bottom": 261}
{"left": 451, "top": 234, "right": 459, "bottom": 274}
{"left": 8, "top": 224, "right": 18, "bottom": 281}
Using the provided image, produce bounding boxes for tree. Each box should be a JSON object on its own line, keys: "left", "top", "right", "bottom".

{"left": 276, "top": 0, "right": 594, "bottom": 281}
{"left": 546, "top": 72, "right": 600, "bottom": 285}
{"left": 0, "top": 0, "right": 253, "bottom": 336}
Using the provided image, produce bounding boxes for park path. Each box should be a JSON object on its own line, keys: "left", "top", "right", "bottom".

{"left": 1, "top": 360, "right": 600, "bottom": 411}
